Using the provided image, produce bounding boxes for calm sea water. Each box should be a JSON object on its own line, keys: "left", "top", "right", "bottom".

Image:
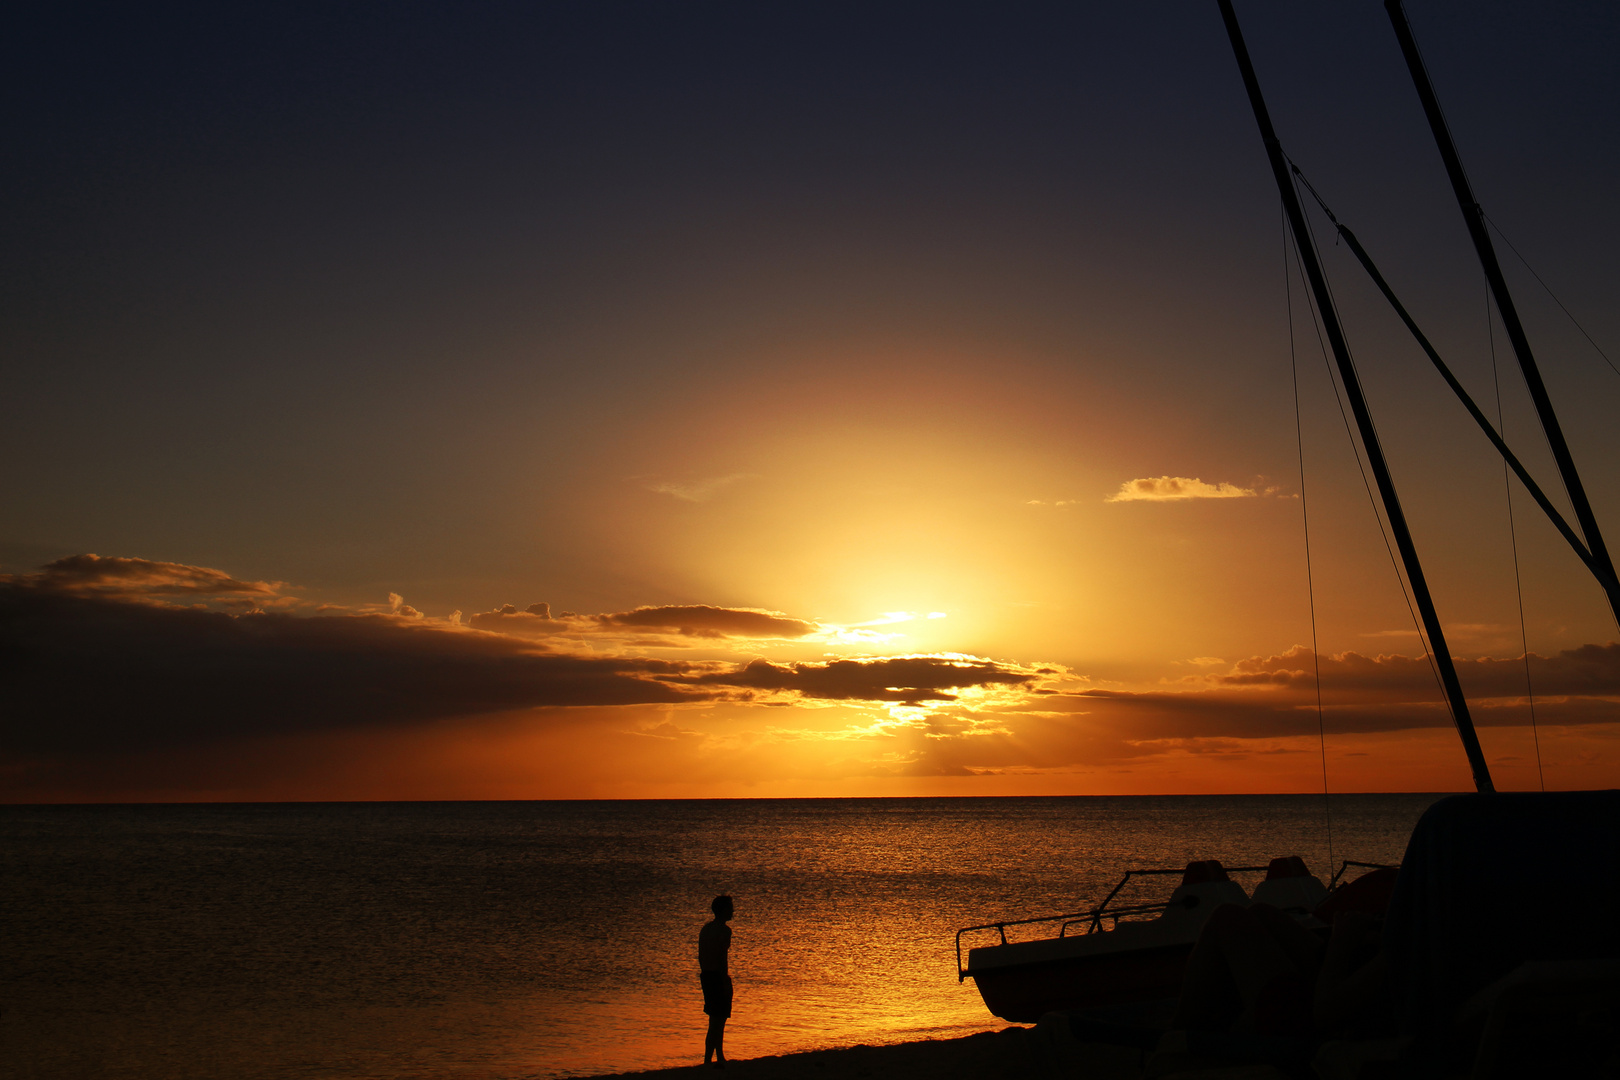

{"left": 2, "top": 795, "right": 1441, "bottom": 1079}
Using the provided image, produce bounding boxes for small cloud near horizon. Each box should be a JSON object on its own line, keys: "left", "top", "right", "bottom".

{"left": 1105, "top": 476, "right": 1269, "bottom": 502}
{"left": 644, "top": 473, "right": 753, "bottom": 502}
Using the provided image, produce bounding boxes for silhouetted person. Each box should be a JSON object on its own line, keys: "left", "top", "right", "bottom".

{"left": 699, "top": 895, "right": 733, "bottom": 1068}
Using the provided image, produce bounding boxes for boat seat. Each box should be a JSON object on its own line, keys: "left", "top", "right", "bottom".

{"left": 1157, "top": 860, "right": 1250, "bottom": 934}
{"left": 1250, "top": 855, "right": 1327, "bottom": 914}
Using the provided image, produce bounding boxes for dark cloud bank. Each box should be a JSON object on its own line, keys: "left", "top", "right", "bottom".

{"left": 0, "top": 557, "right": 1036, "bottom": 763}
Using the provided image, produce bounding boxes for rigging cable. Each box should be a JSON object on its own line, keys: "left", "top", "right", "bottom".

{"left": 1286, "top": 173, "right": 1453, "bottom": 724}
{"left": 1488, "top": 288, "right": 1546, "bottom": 790}
{"left": 1484, "top": 211, "right": 1620, "bottom": 381}
{"left": 1285, "top": 204, "right": 1334, "bottom": 871}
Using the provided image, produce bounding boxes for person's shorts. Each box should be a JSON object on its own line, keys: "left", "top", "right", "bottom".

{"left": 700, "top": 972, "right": 732, "bottom": 1018}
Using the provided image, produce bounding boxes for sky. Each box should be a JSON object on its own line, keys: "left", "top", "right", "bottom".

{"left": 3, "top": 1, "right": 1618, "bottom": 801}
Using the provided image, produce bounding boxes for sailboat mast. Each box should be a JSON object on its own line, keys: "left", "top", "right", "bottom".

{"left": 1384, "top": 0, "right": 1620, "bottom": 627}
{"left": 1216, "top": 0, "right": 1496, "bottom": 793}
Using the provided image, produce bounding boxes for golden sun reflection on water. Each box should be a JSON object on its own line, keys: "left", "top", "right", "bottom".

{"left": 5, "top": 797, "right": 1440, "bottom": 1079}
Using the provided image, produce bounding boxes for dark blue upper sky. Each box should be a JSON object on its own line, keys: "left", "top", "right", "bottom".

{"left": 4, "top": 1, "right": 1617, "bottom": 620}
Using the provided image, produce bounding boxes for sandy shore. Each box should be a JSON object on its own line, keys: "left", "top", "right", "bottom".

{"left": 579, "top": 1028, "right": 1051, "bottom": 1080}
{"left": 575, "top": 1025, "right": 1289, "bottom": 1080}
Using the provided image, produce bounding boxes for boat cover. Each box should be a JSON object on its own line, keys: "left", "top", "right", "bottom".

{"left": 1383, "top": 789, "right": 1620, "bottom": 1037}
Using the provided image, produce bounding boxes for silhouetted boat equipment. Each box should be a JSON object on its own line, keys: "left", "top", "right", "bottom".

{"left": 1285, "top": 167, "right": 1620, "bottom": 614}
{"left": 1385, "top": 0, "right": 1620, "bottom": 627}
{"left": 957, "top": 2, "right": 1620, "bottom": 1049}
{"left": 1218, "top": 0, "right": 1494, "bottom": 795}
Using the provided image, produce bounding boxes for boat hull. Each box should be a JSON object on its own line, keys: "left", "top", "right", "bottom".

{"left": 969, "top": 942, "right": 1193, "bottom": 1023}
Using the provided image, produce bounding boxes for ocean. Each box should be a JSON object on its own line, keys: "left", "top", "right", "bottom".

{"left": 3, "top": 795, "right": 1441, "bottom": 1079}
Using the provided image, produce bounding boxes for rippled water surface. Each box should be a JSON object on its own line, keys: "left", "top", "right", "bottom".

{"left": 3, "top": 795, "right": 1441, "bottom": 1079}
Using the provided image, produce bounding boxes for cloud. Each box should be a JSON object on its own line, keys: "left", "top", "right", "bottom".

{"left": 1031, "top": 644, "right": 1620, "bottom": 741}
{"left": 4, "top": 553, "right": 284, "bottom": 603}
{"left": 0, "top": 558, "right": 1041, "bottom": 765}
{"left": 0, "top": 585, "right": 704, "bottom": 759}
{"left": 693, "top": 655, "right": 1041, "bottom": 704}
{"left": 1105, "top": 476, "right": 1261, "bottom": 502}
{"left": 597, "top": 605, "right": 816, "bottom": 638}
{"left": 630, "top": 720, "right": 707, "bottom": 741}
{"left": 469, "top": 602, "right": 817, "bottom": 640}
{"left": 389, "top": 592, "right": 425, "bottom": 619}
{"left": 5, "top": 554, "right": 1614, "bottom": 798}
{"left": 645, "top": 473, "right": 753, "bottom": 502}
{"left": 1209, "top": 644, "right": 1620, "bottom": 701}
{"left": 466, "top": 604, "right": 573, "bottom": 636}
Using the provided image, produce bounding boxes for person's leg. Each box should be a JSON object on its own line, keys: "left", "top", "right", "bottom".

{"left": 709, "top": 1016, "right": 726, "bottom": 1066}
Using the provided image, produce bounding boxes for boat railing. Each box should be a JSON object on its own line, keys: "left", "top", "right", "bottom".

{"left": 954, "top": 864, "right": 1272, "bottom": 982}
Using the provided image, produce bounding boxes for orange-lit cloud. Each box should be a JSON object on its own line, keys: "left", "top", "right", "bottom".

{"left": 3, "top": 555, "right": 1617, "bottom": 801}
{"left": 1105, "top": 476, "right": 1267, "bottom": 502}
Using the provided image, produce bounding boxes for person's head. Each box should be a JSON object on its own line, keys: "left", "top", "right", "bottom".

{"left": 711, "top": 894, "right": 733, "bottom": 921}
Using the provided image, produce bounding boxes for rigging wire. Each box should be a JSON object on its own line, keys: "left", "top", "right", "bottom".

{"left": 1484, "top": 211, "right": 1620, "bottom": 381}
{"left": 1488, "top": 288, "right": 1546, "bottom": 790}
{"left": 1290, "top": 154, "right": 1618, "bottom": 633}
{"left": 1284, "top": 204, "right": 1334, "bottom": 871}
{"left": 1286, "top": 173, "right": 1453, "bottom": 724}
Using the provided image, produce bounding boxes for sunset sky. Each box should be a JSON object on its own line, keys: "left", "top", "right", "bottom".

{"left": 4, "top": 1, "right": 1618, "bottom": 801}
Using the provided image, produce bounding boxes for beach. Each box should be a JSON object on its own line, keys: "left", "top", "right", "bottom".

{"left": 578, "top": 1025, "right": 1289, "bottom": 1080}
{"left": 582, "top": 1028, "right": 1065, "bottom": 1080}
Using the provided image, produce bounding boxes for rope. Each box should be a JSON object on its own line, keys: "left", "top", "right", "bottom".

{"left": 1284, "top": 205, "right": 1334, "bottom": 871}
{"left": 1484, "top": 211, "right": 1620, "bottom": 380}
{"left": 1488, "top": 288, "right": 1546, "bottom": 790}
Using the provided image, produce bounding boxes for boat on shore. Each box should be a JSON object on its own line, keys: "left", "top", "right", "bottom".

{"left": 958, "top": 856, "right": 1400, "bottom": 1023}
